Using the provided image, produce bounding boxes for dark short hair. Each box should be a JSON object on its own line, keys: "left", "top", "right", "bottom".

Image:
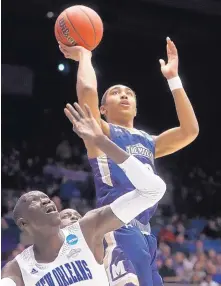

{"left": 13, "top": 195, "right": 27, "bottom": 224}
{"left": 101, "top": 89, "right": 109, "bottom": 106}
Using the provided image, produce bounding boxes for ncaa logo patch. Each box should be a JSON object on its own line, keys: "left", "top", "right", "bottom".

{"left": 66, "top": 234, "right": 78, "bottom": 246}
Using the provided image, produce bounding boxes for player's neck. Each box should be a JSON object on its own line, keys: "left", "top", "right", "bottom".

{"left": 33, "top": 228, "right": 64, "bottom": 263}
{"left": 109, "top": 118, "right": 134, "bottom": 128}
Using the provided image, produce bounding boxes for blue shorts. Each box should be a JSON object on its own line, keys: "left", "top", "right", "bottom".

{"left": 104, "top": 225, "right": 163, "bottom": 286}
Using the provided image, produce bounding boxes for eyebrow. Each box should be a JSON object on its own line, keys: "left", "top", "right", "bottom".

{"left": 110, "top": 87, "right": 134, "bottom": 93}
{"left": 109, "top": 87, "right": 120, "bottom": 92}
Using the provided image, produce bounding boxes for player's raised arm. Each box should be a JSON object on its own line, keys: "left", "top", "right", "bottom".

{"left": 154, "top": 37, "right": 199, "bottom": 158}
{"left": 59, "top": 43, "right": 109, "bottom": 130}
{"left": 1, "top": 260, "right": 24, "bottom": 286}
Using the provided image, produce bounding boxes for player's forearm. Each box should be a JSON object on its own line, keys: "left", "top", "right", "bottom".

{"left": 76, "top": 51, "right": 101, "bottom": 120}
{"left": 77, "top": 51, "right": 97, "bottom": 94}
{"left": 172, "top": 87, "right": 199, "bottom": 136}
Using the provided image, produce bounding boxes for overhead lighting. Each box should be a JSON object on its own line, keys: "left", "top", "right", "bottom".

{"left": 46, "top": 11, "right": 54, "bottom": 18}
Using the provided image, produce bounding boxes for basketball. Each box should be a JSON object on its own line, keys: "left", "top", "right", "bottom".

{"left": 55, "top": 5, "right": 103, "bottom": 51}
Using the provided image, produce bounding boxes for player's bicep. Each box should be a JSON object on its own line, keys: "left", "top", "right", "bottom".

{"left": 154, "top": 127, "right": 197, "bottom": 158}
{"left": 1, "top": 260, "right": 24, "bottom": 286}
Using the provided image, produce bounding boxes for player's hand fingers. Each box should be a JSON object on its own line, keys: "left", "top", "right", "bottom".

{"left": 169, "top": 41, "right": 177, "bottom": 55}
{"left": 58, "top": 41, "right": 69, "bottom": 50}
{"left": 59, "top": 44, "right": 68, "bottom": 54}
{"left": 72, "top": 122, "right": 80, "bottom": 135}
{"left": 59, "top": 45, "right": 71, "bottom": 58}
{"left": 64, "top": 108, "right": 77, "bottom": 125}
{"left": 84, "top": 104, "right": 93, "bottom": 118}
{"left": 66, "top": 104, "right": 81, "bottom": 121}
{"left": 159, "top": 59, "right": 165, "bottom": 67}
{"left": 166, "top": 37, "right": 177, "bottom": 56}
{"left": 73, "top": 102, "right": 86, "bottom": 118}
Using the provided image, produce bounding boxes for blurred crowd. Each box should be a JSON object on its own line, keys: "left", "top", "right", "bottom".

{"left": 2, "top": 137, "right": 221, "bottom": 285}
{"left": 152, "top": 213, "right": 221, "bottom": 285}
{"left": 2, "top": 138, "right": 95, "bottom": 217}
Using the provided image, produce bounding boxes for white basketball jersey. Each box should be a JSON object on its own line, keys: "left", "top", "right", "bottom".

{"left": 15, "top": 222, "right": 109, "bottom": 286}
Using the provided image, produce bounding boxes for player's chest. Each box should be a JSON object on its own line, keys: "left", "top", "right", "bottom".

{"left": 26, "top": 255, "right": 95, "bottom": 286}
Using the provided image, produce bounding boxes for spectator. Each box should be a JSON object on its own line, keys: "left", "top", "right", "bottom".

{"left": 159, "top": 225, "right": 176, "bottom": 243}
{"left": 200, "top": 274, "right": 219, "bottom": 286}
{"left": 208, "top": 249, "right": 217, "bottom": 264}
{"left": 202, "top": 219, "right": 221, "bottom": 239}
{"left": 192, "top": 261, "right": 206, "bottom": 282}
{"left": 216, "top": 254, "right": 221, "bottom": 273}
{"left": 56, "top": 140, "right": 72, "bottom": 162}
{"left": 173, "top": 252, "right": 192, "bottom": 282}
{"left": 159, "top": 258, "right": 178, "bottom": 282}
{"left": 158, "top": 243, "right": 172, "bottom": 262}
{"left": 171, "top": 234, "right": 188, "bottom": 254}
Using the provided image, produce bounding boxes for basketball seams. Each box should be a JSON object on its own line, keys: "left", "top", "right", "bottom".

{"left": 64, "top": 10, "right": 92, "bottom": 49}
{"left": 78, "top": 7, "right": 96, "bottom": 48}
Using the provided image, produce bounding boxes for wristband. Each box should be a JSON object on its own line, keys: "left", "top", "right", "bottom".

{"left": 168, "top": 76, "right": 183, "bottom": 91}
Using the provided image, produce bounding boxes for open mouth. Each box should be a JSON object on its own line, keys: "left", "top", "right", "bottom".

{"left": 45, "top": 205, "right": 57, "bottom": 214}
{"left": 120, "top": 100, "right": 130, "bottom": 106}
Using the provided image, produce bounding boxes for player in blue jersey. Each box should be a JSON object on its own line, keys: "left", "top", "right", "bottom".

{"left": 60, "top": 37, "right": 199, "bottom": 285}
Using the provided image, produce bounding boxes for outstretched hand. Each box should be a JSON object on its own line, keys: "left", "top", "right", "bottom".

{"left": 159, "top": 37, "right": 179, "bottom": 79}
{"left": 64, "top": 103, "right": 104, "bottom": 143}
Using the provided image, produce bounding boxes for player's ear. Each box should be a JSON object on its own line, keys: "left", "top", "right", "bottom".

{"left": 17, "top": 218, "right": 28, "bottom": 232}
{"left": 100, "top": 105, "right": 107, "bottom": 117}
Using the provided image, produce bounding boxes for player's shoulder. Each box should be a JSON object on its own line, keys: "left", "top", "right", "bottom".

{"left": 2, "top": 258, "right": 21, "bottom": 279}
{"left": 2, "top": 258, "right": 18, "bottom": 271}
{"left": 139, "top": 129, "right": 155, "bottom": 142}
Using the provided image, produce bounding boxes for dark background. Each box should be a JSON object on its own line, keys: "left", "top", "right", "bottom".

{"left": 2, "top": 0, "right": 221, "bottom": 189}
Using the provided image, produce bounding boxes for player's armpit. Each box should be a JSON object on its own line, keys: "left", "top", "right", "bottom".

{"left": 154, "top": 127, "right": 198, "bottom": 158}
{"left": 1, "top": 260, "right": 24, "bottom": 286}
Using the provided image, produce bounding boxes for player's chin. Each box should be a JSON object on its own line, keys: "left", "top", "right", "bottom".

{"left": 118, "top": 108, "right": 134, "bottom": 117}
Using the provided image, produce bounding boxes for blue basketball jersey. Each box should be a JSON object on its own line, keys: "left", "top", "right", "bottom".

{"left": 89, "top": 123, "right": 158, "bottom": 226}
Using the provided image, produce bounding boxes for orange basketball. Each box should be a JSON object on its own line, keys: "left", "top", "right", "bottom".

{"left": 55, "top": 5, "right": 103, "bottom": 51}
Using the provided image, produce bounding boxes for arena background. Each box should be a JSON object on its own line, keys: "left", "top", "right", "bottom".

{"left": 2, "top": 0, "right": 221, "bottom": 285}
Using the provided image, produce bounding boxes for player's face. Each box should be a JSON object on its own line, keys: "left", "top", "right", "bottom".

{"left": 100, "top": 85, "right": 137, "bottom": 122}
{"left": 60, "top": 209, "right": 82, "bottom": 228}
{"left": 19, "top": 191, "right": 61, "bottom": 236}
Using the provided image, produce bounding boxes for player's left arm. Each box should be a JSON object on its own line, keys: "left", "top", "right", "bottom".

{"left": 154, "top": 37, "right": 199, "bottom": 159}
